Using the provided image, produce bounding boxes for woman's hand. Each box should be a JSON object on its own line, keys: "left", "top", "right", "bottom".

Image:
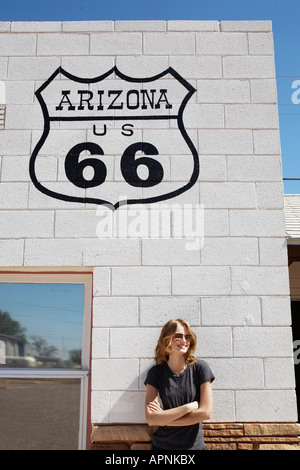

{"left": 148, "top": 398, "right": 199, "bottom": 413}
{"left": 148, "top": 398, "right": 198, "bottom": 414}
{"left": 148, "top": 398, "right": 162, "bottom": 413}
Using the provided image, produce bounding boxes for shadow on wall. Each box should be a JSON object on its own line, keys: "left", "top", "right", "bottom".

{"left": 92, "top": 360, "right": 155, "bottom": 424}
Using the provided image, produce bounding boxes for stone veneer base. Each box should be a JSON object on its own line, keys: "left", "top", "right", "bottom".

{"left": 91, "top": 423, "right": 300, "bottom": 450}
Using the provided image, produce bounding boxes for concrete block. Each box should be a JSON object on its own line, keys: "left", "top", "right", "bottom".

{"left": 265, "top": 357, "right": 296, "bottom": 389}
{"left": 91, "top": 391, "right": 110, "bottom": 423}
{"left": 196, "top": 32, "right": 248, "bottom": 55}
{"left": 83, "top": 239, "right": 141, "bottom": 266}
{"left": 7, "top": 56, "right": 61, "bottom": 80}
{"left": 31, "top": 128, "right": 86, "bottom": 157}
{"left": 139, "top": 296, "right": 200, "bottom": 326}
{"left": 142, "top": 238, "right": 201, "bottom": 265}
{"left": 250, "top": 79, "right": 277, "bottom": 103}
{"left": 223, "top": 56, "right": 275, "bottom": 78}
{"left": 140, "top": 358, "right": 156, "bottom": 389}
{"left": 261, "top": 296, "right": 292, "bottom": 325}
{"left": 37, "top": 33, "right": 89, "bottom": 55}
{"left": 28, "top": 182, "right": 85, "bottom": 210}
{"left": 115, "top": 20, "right": 166, "bottom": 31}
{"left": 110, "top": 391, "right": 146, "bottom": 423}
{"left": 110, "top": 327, "right": 159, "bottom": 358}
{"left": 24, "top": 238, "right": 83, "bottom": 266}
{"left": 61, "top": 55, "right": 115, "bottom": 78}
{"left": 0, "top": 210, "right": 54, "bottom": 238}
{"left": 220, "top": 21, "right": 272, "bottom": 32}
{"left": 253, "top": 130, "right": 281, "bottom": 154}
{"left": 92, "top": 358, "right": 139, "bottom": 389}
{"left": 198, "top": 130, "right": 253, "bottom": 154}
{"left": 92, "top": 328, "right": 109, "bottom": 358}
{"left": 111, "top": 267, "right": 171, "bottom": 295}
{"left": 256, "top": 182, "right": 284, "bottom": 209}
{"left": 5, "top": 104, "right": 43, "bottom": 129}
{"left": 259, "top": 238, "right": 288, "bottom": 266}
{"left": 229, "top": 210, "right": 286, "bottom": 237}
{"left": 168, "top": 20, "right": 219, "bottom": 31}
{"left": 90, "top": 33, "right": 142, "bottom": 55}
{"left": 0, "top": 22, "right": 10, "bottom": 32}
{"left": 201, "top": 237, "right": 259, "bottom": 265}
{"left": 200, "top": 182, "right": 256, "bottom": 208}
{"left": 248, "top": 33, "right": 274, "bottom": 55}
{"left": 116, "top": 55, "right": 169, "bottom": 77}
{"left": 170, "top": 55, "right": 222, "bottom": 78}
{"left": 233, "top": 326, "right": 293, "bottom": 357}
{"left": 0, "top": 33, "right": 36, "bottom": 56}
{"left": 55, "top": 209, "right": 100, "bottom": 238}
{"left": 0, "top": 130, "right": 31, "bottom": 155}
{"left": 11, "top": 21, "right": 62, "bottom": 32}
{"left": 0, "top": 239, "right": 24, "bottom": 266}
{"left": 236, "top": 390, "right": 297, "bottom": 422}
{"left": 143, "top": 33, "right": 195, "bottom": 55}
{"left": 211, "top": 390, "right": 235, "bottom": 422}
{"left": 209, "top": 358, "right": 264, "bottom": 389}
{"left": 225, "top": 104, "right": 278, "bottom": 128}
{"left": 193, "top": 326, "right": 232, "bottom": 357}
{"left": 0, "top": 182, "right": 28, "bottom": 208}
{"left": 142, "top": 129, "right": 197, "bottom": 155}
{"left": 201, "top": 296, "right": 261, "bottom": 326}
{"left": 201, "top": 209, "right": 229, "bottom": 237}
{"left": 5, "top": 81, "right": 35, "bottom": 104}
{"left": 231, "top": 266, "right": 290, "bottom": 295}
{"left": 183, "top": 103, "right": 224, "bottom": 128}
{"left": 172, "top": 266, "right": 231, "bottom": 295}
{"left": 93, "top": 297, "right": 138, "bottom": 327}
{"left": 93, "top": 267, "right": 110, "bottom": 296}
{"left": 197, "top": 79, "right": 250, "bottom": 103}
{"left": 171, "top": 155, "right": 226, "bottom": 182}
{"left": 227, "top": 155, "right": 282, "bottom": 182}
{"left": 62, "top": 21, "right": 113, "bottom": 31}
{"left": 2, "top": 155, "right": 56, "bottom": 182}
{"left": 0, "top": 92, "right": 5, "bottom": 108}
{"left": 0, "top": 58, "right": 7, "bottom": 79}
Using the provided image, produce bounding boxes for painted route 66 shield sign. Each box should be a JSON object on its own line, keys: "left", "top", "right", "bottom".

{"left": 30, "top": 66, "right": 199, "bottom": 209}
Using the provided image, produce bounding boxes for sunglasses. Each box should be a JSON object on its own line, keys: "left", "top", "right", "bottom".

{"left": 173, "top": 333, "right": 192, "bottom": 342}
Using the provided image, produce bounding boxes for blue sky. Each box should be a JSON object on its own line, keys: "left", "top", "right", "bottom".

{"left": 1, "top": 0, "right": 300, "bottom": 193}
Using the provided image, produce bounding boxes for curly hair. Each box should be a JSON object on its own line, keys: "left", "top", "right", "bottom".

{"left": 154, "top": 318, "right": 197, "bottom": 365}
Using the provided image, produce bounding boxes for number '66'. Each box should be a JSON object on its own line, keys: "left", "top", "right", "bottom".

{"left": 65, "top": 142, "right": 164, "bottom": 188}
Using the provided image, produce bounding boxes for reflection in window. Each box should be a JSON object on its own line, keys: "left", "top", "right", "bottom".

{"left": 0, "top": 283, "right": 84, "bottom": 369}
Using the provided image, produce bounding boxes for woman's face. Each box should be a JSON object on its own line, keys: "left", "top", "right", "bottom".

{"left": 169, "top": 323, "right": 191, "bottom": 357}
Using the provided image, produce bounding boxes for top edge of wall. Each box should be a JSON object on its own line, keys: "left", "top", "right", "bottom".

{"left": 0, "top": 20, "right": 272, "bottom": 33}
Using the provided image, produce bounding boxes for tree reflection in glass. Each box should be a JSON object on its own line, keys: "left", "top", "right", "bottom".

{"left": 0, "top": 283, "right": 84, "bottom": 369}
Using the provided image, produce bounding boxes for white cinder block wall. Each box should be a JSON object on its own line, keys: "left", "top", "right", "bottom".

{"left": 0, "top": 20, "right": 297, "bottom": 424}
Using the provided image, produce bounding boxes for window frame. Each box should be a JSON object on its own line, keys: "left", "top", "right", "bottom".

{"left": 0, "top": 271, "right": 92, "bottom": 450}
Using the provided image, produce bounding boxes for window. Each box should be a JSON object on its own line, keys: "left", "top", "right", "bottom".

{"left": 0, "top": 272, "right": 92, "bottom": 450}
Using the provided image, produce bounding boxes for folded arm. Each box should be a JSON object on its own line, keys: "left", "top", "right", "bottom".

{"left": 167, "top": 381, "right": 213, "bottom": 426}
{"left": 145, "top": 381, "right": 213, "bottom": 427}
{"left": 145, "top": 384, "right": 198, "bottom": 427}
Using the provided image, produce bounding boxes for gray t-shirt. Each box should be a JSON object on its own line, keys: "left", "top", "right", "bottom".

{"left": 144, "top": 359, "right": 215, "bottom": 450}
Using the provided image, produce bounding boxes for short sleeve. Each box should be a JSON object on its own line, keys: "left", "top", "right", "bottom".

{"left": 144, "top": 364, "right": 159, "bottom": 389}
{"left": 195, "top": 360, "right": 215, "bottom": 385}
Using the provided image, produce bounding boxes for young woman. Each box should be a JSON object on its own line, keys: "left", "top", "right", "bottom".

{"left": 144, "top": 318, "right": 214, "bottom": 450}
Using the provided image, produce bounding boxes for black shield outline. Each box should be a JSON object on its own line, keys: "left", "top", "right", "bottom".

{"left": 29, "top": 66, "right": 199, "bottom": 210}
